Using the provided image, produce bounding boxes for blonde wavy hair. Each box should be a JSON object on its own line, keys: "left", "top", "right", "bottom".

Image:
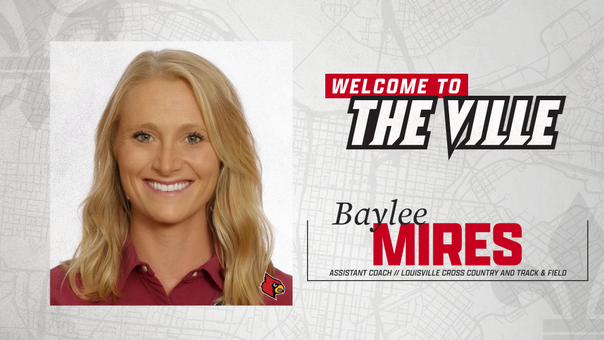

{"left": 62, "top": 49, "right": 274, "bottom": 305}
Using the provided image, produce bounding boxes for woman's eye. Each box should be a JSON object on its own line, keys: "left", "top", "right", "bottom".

{"left": 133, "top": 132, "right": 152, "bottom": 142}
{"left": 186, "top": 134, "right": 203, "bottom": 144}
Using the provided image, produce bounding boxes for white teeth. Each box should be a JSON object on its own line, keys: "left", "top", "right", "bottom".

{"left": 148, "top": 181, "right": 190, "bottom": 192}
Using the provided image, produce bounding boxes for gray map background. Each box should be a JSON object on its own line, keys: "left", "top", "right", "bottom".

{"left": 0, "top": 0, "right": 602, "bottom": 339}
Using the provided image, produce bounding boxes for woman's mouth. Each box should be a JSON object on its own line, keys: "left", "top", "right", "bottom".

{"left": 145, "top": 180, "right": 192, "bottom": 193}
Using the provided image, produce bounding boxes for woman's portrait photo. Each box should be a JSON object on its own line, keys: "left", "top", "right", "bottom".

{"left": 49, "top": 42, "right": 292, "bottom": 305}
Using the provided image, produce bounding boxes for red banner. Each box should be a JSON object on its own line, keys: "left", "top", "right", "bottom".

{"left": 325, "top": 74, "right": 468, "bottom": 98}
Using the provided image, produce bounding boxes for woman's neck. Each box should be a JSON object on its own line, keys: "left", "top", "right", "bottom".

{"left": 129, "top": 209, "right": 214, "bottom": 296}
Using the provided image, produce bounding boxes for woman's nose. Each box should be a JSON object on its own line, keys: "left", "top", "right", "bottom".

{"left": 152, "top": 142, "right": 182, "bottom": 175}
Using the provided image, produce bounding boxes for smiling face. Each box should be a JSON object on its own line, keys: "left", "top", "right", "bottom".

{"left": 115, "top": 78, "right": 221, "bottom": 226}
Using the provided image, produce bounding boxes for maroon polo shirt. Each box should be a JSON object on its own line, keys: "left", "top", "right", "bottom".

{"left": 50, "top": 239, "right": 292, "bottom": 306}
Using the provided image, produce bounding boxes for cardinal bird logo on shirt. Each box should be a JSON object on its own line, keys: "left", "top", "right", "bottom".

{"left": 260, "top": 272, "right": 285, "bottom": 300}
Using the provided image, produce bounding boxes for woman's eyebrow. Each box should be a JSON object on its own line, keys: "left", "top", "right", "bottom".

{"left": 178, "top": 123, "right": 207, "bottom": 132}
{"left": 130, "top": 123, "right": 205, "bottom": 132}
{"left": 135, "top": 122, "right": 159, "bottom": 130}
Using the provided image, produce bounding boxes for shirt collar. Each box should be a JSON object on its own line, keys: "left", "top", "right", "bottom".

{"left": 117, "top": 236, "right": 141, "bottom": 292}
{"left": 118, "top": 236, "right": 224, "bottom": 292}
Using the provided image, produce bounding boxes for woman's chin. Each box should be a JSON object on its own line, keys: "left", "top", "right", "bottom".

{"left": 134, "top": 205, "right": 203, "bottom": 227}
